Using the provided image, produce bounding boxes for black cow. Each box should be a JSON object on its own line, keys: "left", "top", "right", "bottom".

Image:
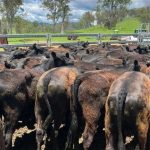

{"left": 28, "top": 43, "right": 47, "bottom": 56}
{"left": 35, "top": 67, "right": 79, "bottom": 150}
{"left": 0, "top": 51, "right": 75, "bottom": 149}
{"left": 5, "top": 51, "right": 74, "bottom": 70}
{"left": 9, "top": 49, "right": 28, "bottom": 60}
{"left": 0, "top": 69, "right": 35, "bottom": 149}
{"left": 105, "top": 71, "right": 150, "bottom": 150}
{"left": 133, "top": 60, "right": 141, "bottom": 71}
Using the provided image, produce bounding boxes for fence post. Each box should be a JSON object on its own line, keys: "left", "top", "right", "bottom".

{"left": 97, "top": 33, "right": 102, "bottom": 45}
{"left": 47, "top": 33, "right": 52, "bottom": 47}
{"left": 138, "top": 33, "right": 142, "bottom": 45}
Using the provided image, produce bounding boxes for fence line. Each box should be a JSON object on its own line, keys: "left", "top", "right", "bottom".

{"left": 0, "top": 33, "right": 148, "bottom": 48}
{"left": 0, "top": 33, "right": 138, "bottom": 38}
{"left": 0, "top": 34, "right": 47, "bottom": 38}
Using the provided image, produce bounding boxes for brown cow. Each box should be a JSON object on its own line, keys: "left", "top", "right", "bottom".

{"left": 140, "top": 64, "right": 150, "bottom": 77}
{"left": 66, "top": 70, "right": 120, "bottom": 150}
{"left": 105, "top": 71, "right": 150, "bottom": 150}
{"left": 0, "top": 37, "right": 8, "bottom": 45}
{"left": 35, "top": 66, "right": 80, "bottom": 150}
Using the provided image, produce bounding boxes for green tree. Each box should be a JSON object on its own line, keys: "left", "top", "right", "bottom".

{"left": 0, "top": 1, "right": 6, "bottom": 33}
{"left": 95, "top": 0, "right": 104, "bottom": 25}
{"left": 42, "top": 0, "right": 71, "bottom": 33}
{"left": 42, "top": 0, "right": 61, "bottom": 33}
{"left": 14, "top": 16, "right": 52, "bottom": 34}
{"left": 14, "top": 16, "right": 30, "bottom": 33}
{"left": 136, "top": 7, "right": 150, "bottom": 23}
{"left": 33, "top": 21, "right": 39, "bottom": 32}
{"left": 96, "top": 0, "right": 131, "bottom": 28}
{"left": 59, "top": 0, "right": 70, "bottom": 34}
{"left": 1, "top": 0, "right": 23, "bottom": 33}
{"left": 80, "top": 11, "right": 95, "bottom": 28}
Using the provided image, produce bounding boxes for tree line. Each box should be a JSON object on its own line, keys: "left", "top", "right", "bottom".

{"left": 0, "top": 0, "right": 70, "bottom": 34}
{"left": 0, "top": 0, "right": 149, "bottom": 34}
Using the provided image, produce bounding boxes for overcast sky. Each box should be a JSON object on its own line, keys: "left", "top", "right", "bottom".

{"left": 20, "top": 0, "right": 150, "bottom": 23}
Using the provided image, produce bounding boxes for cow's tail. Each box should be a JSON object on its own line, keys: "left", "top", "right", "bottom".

{"left": 117, "top": 90, "right": 127, "bottom": 150}
{"left": 66, "top": 76, "right": 82, "bottom": 149}
{"left": 37, "top": 78, "right": 53, "bottom": 131}
{"left": 42, "top": 94, "right": 53, "bottom": 130}
{"left": 72, "top": 76, "right": 82, "bottom": 111}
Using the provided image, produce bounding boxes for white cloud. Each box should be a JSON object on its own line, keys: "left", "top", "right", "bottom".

{"left": 130, "top": 0, "right": 150, "bottom": 8}
{"left": 20, "top": 0, "right": 149, "bottom": 23}
{"left": 21, "top": 1, "right": 49, "bottom": 23}
{"left": 70, "top": 0, "right": 97, "bottom": 11}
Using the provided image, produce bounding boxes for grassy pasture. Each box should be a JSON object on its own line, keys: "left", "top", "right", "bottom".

{"left": 5, "top": 17, "right": 141, "bottom": 45}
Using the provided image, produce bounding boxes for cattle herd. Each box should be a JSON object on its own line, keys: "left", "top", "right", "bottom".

{"left": 0, "top": 42, "right": 150, "bottom": 150}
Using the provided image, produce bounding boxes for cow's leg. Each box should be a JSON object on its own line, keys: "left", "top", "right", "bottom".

{"left": 4, "top": 108, "right": 19, "bottom": 150}
{"left": 82, "top": 122, "right": 97, "bottom": 150}
{"left": 146, "top": 125, "right": 150, "bottom": 150}
{"left": 105, "top": 123, "right": 116, "bottom": 150}
{"left": 45, "top": 124, "right": 59, "bottom": 150}
{"left": 4, "top": 120, "right": 13, "bottom": 150}
{"left": 66, "top": 112, "right": 78, "bottom": 150}
{"left": 66, "top": 117, "right": 80, "bottom": 150}
{"left": 81, "top": 99, "right": 101, "bottom": 150}
{"left": 44, "top": 125, "right": 56, "bottom": 150}
{"left": 57, "top": 109, "right": 71, "bottom": 150}
{"left": 36, "top": 127, "right": 45, "bottom": 150}
{"left": 105, "top": 106, "right": 116, "bottom": 150}
{"left": 50, "top": 118, "right": 65, "bottom": 150}
{"left": 54, "top": 129, "right": 59, "bottom": 150}
{"left": 35, "top": 98, "right": 46, "bottom": 150}
{"left": 137, "top": 112, "right": 149, "bottom": 150}
{"left": 0, "top": 120, "right": 5, "bottom": 150}
{"left": 35, "top": 89, "right": 54, "bottom": 150}
{"left": 66, "top": 87, "right": 79, "bottom": 150}
{"left": 42, "top": 107, "right": 53, "bottom": 150}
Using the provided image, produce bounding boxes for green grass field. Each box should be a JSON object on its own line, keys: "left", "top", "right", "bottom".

{"left": 67, "top": 17, "right": 140, "bottom": 34}
{"left": 115, "top": 18, "right": 140, "bottom": 33}
{"left": 7, "top": 17, "right": 141, "bottom": 45}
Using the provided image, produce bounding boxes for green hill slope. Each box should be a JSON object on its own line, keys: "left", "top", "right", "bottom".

{"left": 115, "top": 17, "right": 141, "bottom": 33}
{"left": 68, "top": 17, "right": 141, "bottom": 34}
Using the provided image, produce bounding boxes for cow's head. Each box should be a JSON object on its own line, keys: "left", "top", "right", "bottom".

{"left": 51, "top": 51, "right": 75, "bottom": 67}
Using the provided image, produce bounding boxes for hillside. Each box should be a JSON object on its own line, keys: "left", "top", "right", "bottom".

{"left": 115, "top": 17, "right": 141, "bottom": 33}
{"left": 68, "top": 17, "right": 141, "bottom": 34}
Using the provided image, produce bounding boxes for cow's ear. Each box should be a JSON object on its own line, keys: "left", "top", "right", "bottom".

{"left": 51, "top": 51, "right": 56, "bottom": 57}
{"left": 66, "top": 52, "right": 70, "bottom": 58}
